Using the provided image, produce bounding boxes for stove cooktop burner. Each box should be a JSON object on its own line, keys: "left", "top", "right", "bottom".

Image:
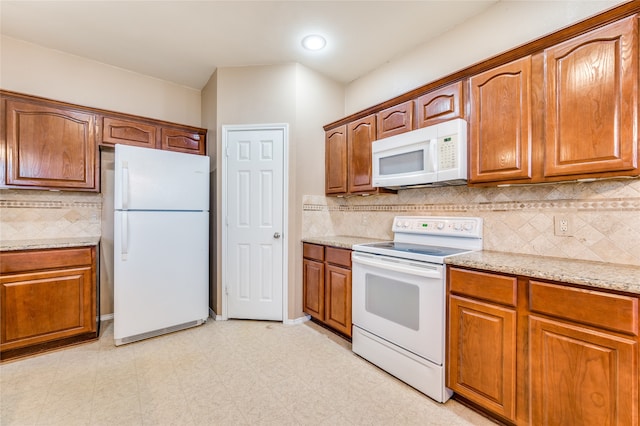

{"left": 352, "top": 216, "right": 483, "bottom": 264}
{"left": 355, "top": 241, "right": 472, "bottom": 262}
{"left": 365, "top": 241, "right": 467, "bottom": 256}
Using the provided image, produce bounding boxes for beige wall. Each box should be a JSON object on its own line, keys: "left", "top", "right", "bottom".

{"left": 345, "top": 0, "right": 627, "bottom": 114}
{"left": 292, "top": 64, "right": 345, "bottom": 317}
{"left": 201, "top": 71, "right": 219, "bottom": 315}
{"left": 204, "top": 63, "right": 344, "bottom": 320}
{"left": 0, "top": 35, "right": 201, "bottom": 127}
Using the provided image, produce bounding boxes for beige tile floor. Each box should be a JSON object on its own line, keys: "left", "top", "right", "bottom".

{"left": 1, "top": 319, "right": 496, "bottom": 425}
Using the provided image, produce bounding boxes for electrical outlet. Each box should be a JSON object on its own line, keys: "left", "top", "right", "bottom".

{"left": 554, "top": 216, "right": 572, "bottom": 237}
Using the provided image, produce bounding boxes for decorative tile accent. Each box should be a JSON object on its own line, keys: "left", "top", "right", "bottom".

{"left": 0, "top": 190, "right": 102, "bottom": 241}
{"left": 302, "top": 178, "right": 640, "bottom": 266}
{"left": 304, "top": 198, "right": 640, "bottom": 213}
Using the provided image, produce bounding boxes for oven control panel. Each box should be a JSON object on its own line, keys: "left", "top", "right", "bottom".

{"left": 392, "top": 216, "right": 482, "bottom": 238}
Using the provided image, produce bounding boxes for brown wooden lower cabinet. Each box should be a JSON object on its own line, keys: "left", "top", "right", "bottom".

{"left": 448, "top": 268, "right": 518, "bottom": 423}
{"left": 529, "top": 316, "right": 637, "bottom": 426}
{"left": 448, "top": 295, "right": 516, "bottom": 421}
{"left": 447, "top": 266, "right": 639, "bottom": 426}
{"left": 0, "top": 246, "right": 98, "bottom": 360}
{"left": 302, "top": 243, "right": 352, "bottom": 337}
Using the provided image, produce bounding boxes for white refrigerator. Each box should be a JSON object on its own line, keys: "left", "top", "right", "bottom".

{"left": 113, "top": 144, "right": 209, "bottom": 346}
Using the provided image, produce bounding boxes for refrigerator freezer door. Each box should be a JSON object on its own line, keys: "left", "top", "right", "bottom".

{"left": 114, "top": 210, "right": 209, "bottom": 343}
{"left": 114, "top": 144, "right": 209, "bottom": 211}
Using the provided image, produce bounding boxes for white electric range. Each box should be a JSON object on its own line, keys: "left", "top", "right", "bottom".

{"left": 351, "top": 216, "right": 483, "bottom": 403}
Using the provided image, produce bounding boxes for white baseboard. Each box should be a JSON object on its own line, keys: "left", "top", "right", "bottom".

{"left": 209, "top": 308, "right": 224, "bottom": 321}
{"left": 103, "top": 311, "right": 307, "bottom": 324}
{"left": 284, "top": 314, "right": 310, "bottom": 325}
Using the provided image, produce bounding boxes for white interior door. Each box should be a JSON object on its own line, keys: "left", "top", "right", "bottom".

{"left": 223, "top": 125, "right": 287, "bottom": 320}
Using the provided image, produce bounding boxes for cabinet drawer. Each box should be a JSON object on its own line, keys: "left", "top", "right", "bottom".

{"left": 449, "top": 268, "right": 517, "bottom": 307}
{"left": 303, "top": 243, "right": 324, "bottom": 262}
{"left": 1, "top": 247, "right": 93, "bottom": 274}
{"left": 325, "top": 247, "right": 351, "bottom": 268}
{"left": 529, "top": 280, "right": 638, "bottom": 336}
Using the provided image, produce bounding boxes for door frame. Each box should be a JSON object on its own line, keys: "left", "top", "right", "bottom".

{"left": 221, "top": 123, "right": 289, "bottom": 322}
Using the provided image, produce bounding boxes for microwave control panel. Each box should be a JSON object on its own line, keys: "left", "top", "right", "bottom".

{"left": 438, "top": 134, "right": 458, "bottom": 170}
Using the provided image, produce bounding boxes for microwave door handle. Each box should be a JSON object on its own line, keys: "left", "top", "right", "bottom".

{"left": 429, "top": 138, "right": 438, "bottom": 171}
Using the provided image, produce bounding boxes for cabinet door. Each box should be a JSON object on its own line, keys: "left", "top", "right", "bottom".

{"left": 376, "top": 101, "right": 413, "bottom": 139}
{"left": 469, "top": 57, "right": 532, "bottom": 183}
{"left": 544, "top": 16, "right": 638, "bottom": 177}
{"left": 325, "top": 125, "right": 348, "bottom": 194}
{"left": 101, "top": 116, "right": 158, "bottom": 148}
{"left": 1, "top": 266, "right": 96, "bottom": 351}
{"left": 303, "top": 258, "right": 324, "bottom": 321}
{"left": 530, "top": 316, "right": 637, "bottom": 426}
{"left": 5, "top": 99, "right": 97, "bottom": 190}
{"left": 161, "top": 128, "right": 206, "bottom": 155}
{"left": 324, "top": 263, "right": 352, "bottom": 337}
{"left": 415, "top": 81, "right": 464, "bottom": 128}
{"left": 347, "top": 115, "right": 377, "bottom": 194}
{"left": 448, "top": 295, "right": 517, "bottom": 422}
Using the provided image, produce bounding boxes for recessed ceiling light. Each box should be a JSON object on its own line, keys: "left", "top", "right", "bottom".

{"left": 301, "top": 34, "right": 326, "bottom": 51}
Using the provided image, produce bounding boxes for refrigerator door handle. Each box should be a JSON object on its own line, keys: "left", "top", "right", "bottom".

{"left": 121, "top": 212, "right": 129, "bottom": 261}
{"left": 122, "top": 161, "right": 129, "bottom": 210}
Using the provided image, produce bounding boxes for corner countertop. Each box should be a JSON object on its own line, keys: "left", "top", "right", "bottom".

{"left": 0, "top": 237, "right": 101, "bottom": 252}
{"left": 302, "top": 235, "right": 387, "bottom": 250}
{"left": 446, "top": 250, "right": 640, "bottom": 296}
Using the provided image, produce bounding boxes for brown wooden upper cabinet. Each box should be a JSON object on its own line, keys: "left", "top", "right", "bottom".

{"left": 325, "top": 125, "right": 348, "bottom": 194}
{"left": 415, "top": 81, "right": 464, "bottom": 128}
{"left": 468, "top": 56, "right": 533, "bottom": 184}
{"left": 1, "top": 90, "right": 208, "bottom": 192}
{"left": 468, "top": 15, "right": 639, "bottom": 185}
{"left": 161, "top": 127, "right": 206, "bottom": 155}
{"left": 3, "top": 98, "right": 97, "bottom": 191}
{"left": 347, "top": 115, "right": 377, "bottom": 194}
{"left": 325, "top": 115, "right": 393, "bottom": 196}
{"left": 376, "top": 101, "right": 413, "bottom": 139}
{"left": 544, "top": 16, "right": 638, "bottom": 178}
{"left": 324, "top": 9, "right": 640, "bottom": 189}
{"left": 101, "top": 116, "right": 158, "bottom": 149}
{"left": 101, "top": 117, "right": 206, "bottom": 155}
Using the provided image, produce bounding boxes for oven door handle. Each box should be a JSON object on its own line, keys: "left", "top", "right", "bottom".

{"left": 352, "top": 253, "right": 442, "bottom": 279}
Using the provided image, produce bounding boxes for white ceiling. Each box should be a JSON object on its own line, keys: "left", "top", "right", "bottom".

{"left": 0, "top": 1, "right": 499, "bottom": 90}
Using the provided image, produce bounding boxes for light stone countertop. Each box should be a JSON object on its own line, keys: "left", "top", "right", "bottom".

{"left": 302, "top": 237, "right": 640, "bottom": 295}
{"left": 446, "top": 250, "right": 640, "bottom": 296}
{"left": 302, "top": 235, "right": 387, "bottom": 250}
{"left": 0, "top": 237, "right": 101, "bottom": 252}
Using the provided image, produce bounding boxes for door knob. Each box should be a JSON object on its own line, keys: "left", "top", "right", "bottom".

{"left": 274, "top": 232, "right": 281, "bottom": 239}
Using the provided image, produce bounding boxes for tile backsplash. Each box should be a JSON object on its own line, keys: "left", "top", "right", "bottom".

{"left": 2, "top": 177, "right": 639, "bottom": 267}
{"left": 0, "top": 189, "right": 102, "bottom": 240}
{"left": 302, "top": 178, "right": 640, "bottom": 267}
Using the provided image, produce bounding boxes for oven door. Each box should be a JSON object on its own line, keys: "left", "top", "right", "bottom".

{"left": 352, "top": 251, "right": 445, "bottom": 364}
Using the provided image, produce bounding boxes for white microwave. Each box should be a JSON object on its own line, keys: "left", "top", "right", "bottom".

{"left": 372, "top": 118, "right": 467, "bottom": 189}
